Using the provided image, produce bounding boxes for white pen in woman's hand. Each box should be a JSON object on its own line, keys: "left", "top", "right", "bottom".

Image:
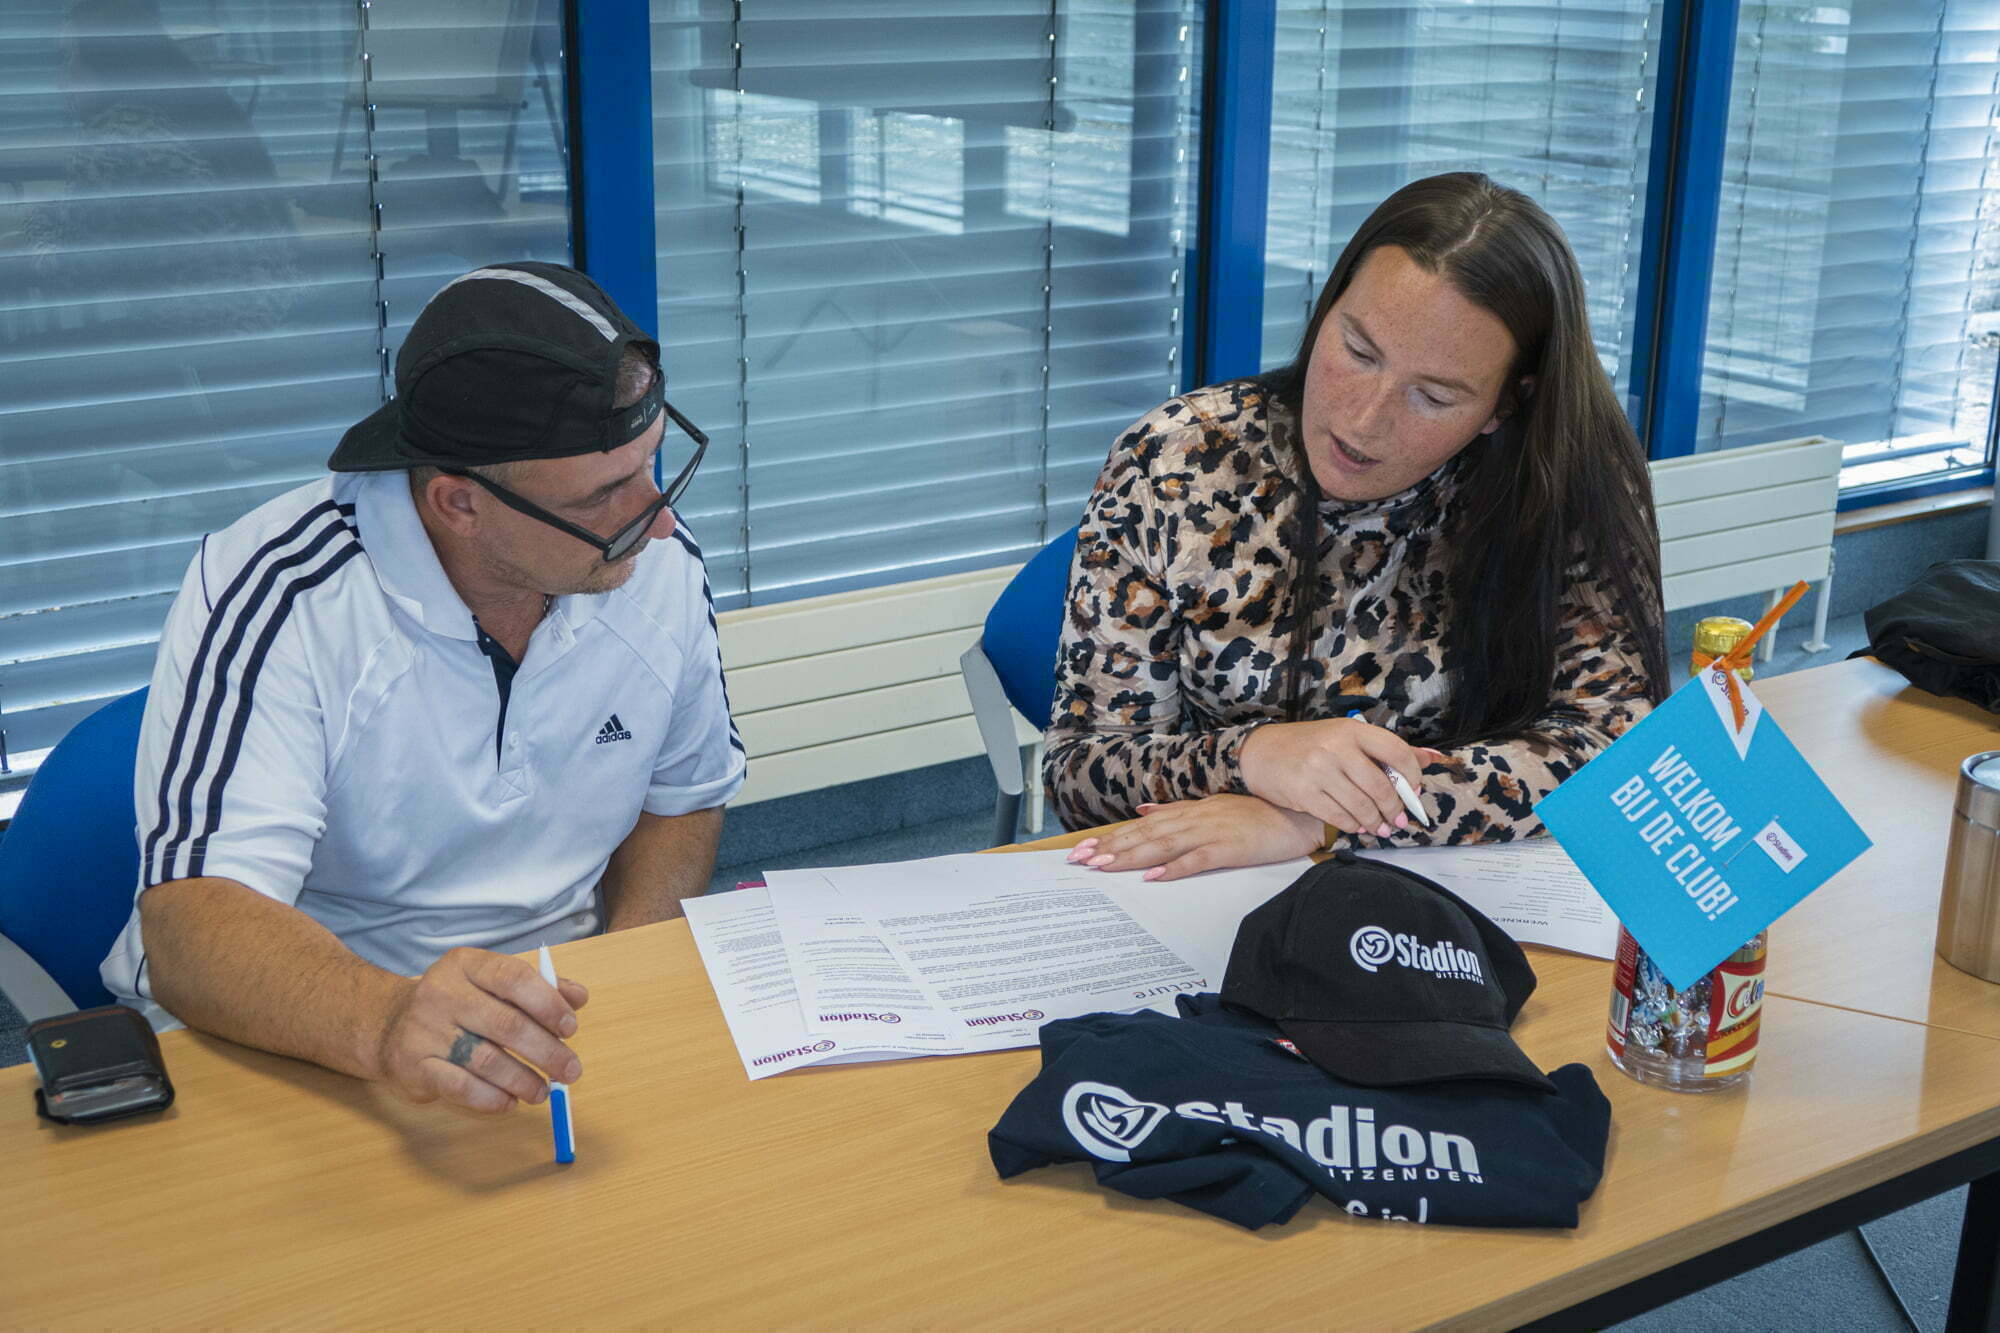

{"left": 1383, "top": 766, "right": 1432, "bottom": 828}
{"left": 1344, "top": 706, "right": 1432, "bottom": 829}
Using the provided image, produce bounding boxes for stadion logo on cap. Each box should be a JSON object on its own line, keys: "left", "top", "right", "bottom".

{"left": 1349, "top": 925, "right": 1484, "bottom": 983}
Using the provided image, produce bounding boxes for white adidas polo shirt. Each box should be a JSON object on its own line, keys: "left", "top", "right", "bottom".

{"left": 102, "top": 468, "right": 745, "bottom": 1027}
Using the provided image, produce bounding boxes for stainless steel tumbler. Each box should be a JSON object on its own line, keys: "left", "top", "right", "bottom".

{"left": 1937, "top": 750, "right": 2000, "bottom": 983}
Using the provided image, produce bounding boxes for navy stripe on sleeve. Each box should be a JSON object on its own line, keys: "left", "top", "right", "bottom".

{"left": 161, "top": 514, "right": 359, "bottom": 883}
{"left": 144, "top": 501, "right": 351, "bottom": 885}
{"left": 185, "top": 539, "right": 363, "bottom": 879}
{"left": 668, "top": 520, "right": 746, "bottom": 757}
{"left": 145, "top": 503, "right": 359, "bottom": 886}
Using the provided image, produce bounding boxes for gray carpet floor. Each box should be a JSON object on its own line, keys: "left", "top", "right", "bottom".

{"left": 0, "top": 609, "right": 1973, "bottom": 1326}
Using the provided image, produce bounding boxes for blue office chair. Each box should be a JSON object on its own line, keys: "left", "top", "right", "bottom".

{"left": 961, "top": 526, "right": 1079, "bottom": 846}
{"left": 0, "top": 688, "right": 148, "bottom": 1018}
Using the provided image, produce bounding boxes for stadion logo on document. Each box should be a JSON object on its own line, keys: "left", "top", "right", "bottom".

{"left": 816, "top": 1011, "right": 904, "bottom": 1025}
{"left": 966, "top": 1009, "right": 1046, "bottom": 1029}
{"left": 751, "top": 1039, "right": 838, "bottom": 1068}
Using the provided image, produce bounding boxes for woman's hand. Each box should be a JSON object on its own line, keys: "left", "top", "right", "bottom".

{"left": 1064, "top": 794, "right": 1325, "bottom": 881}
{"left": 1239, "top": 718, "right": 1436, "bottom": 836}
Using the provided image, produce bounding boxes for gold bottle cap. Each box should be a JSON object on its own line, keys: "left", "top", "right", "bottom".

{"left": 1693, "top": 615, "right": 1755, "bottom": 663}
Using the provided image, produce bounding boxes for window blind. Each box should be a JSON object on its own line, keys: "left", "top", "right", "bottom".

{"left": 1260, "top": 1, "right": 1662, "bottom": 394}
{"left": 1700, "top": 1, "right": 2000, "bottom": 493}
{"left": 0, "top": 0, "right": 570, "bottom": 792}
{"left": 649, "top": 0, "right": 1203, "bottom": 609}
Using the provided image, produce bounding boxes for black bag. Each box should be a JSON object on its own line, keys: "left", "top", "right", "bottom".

{"left": 1852, "top": 559, "right": 2000, "bottom": 713}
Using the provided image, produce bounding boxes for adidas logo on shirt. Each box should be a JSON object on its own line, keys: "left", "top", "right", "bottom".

{"left": 594, "top": 714, "right": 632, "bottom": 745}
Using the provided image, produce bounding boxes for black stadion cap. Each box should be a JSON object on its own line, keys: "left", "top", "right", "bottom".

{"left": 1220, "top": 850, "right": 1555, "bottom": 1094}
{"left": 328, "top": 261, "right": 665, "bottom": 473}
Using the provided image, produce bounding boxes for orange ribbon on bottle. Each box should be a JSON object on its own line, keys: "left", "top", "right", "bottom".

{"left": 1692, "top": 580, "right": 1810, "bottom": 733}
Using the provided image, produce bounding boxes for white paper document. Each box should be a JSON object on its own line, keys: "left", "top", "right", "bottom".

{"left": 683, "top": 887, "right": 962, "bottom": 1080}
{"left": 1358, "top": 840, "right": 1620, "bottom": 959}
{"left": 762, "top": 869, "right": 957, "bottom": 1039}
{"left": 1091, "top": 856, "right": 1315, "bottom": 980}
{"left": 818, "top": 853, "right": 1212, "bottom": 1047}
{"left": 689, "top": 853, "right": 1214, "bottom": 1078}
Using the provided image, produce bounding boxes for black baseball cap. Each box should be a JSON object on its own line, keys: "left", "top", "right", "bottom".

{"left": 1220, "top": 851, "right": 1553, "bottom": 1093}
{"left": 328, "top": 261, "right": 665, "bottom": 473}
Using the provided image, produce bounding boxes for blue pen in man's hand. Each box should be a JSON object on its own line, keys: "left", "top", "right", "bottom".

{"left": 537, "top": 945, "right": 576, "bottom": 1164}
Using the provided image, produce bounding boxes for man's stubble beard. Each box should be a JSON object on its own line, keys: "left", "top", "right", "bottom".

{"left": 561, "top": 547, "right": 643, "bottom": 596}
{"left": 485, "top": 524, "right": 650, "bottom": 598}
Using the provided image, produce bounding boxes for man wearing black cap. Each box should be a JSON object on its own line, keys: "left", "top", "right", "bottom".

{"left": 101, "top": 263, "right": 745, "bottom": 1115}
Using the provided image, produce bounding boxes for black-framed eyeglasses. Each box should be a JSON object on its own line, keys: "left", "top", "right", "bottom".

{"left": 447, "top": 399, "right": 709, "bottom": 563}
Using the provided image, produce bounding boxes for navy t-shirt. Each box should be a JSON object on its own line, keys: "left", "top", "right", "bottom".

{"left": 988, "top": 994, "right": 1610, "bottom": 1230}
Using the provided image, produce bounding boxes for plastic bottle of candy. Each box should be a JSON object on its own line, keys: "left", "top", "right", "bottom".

{"left": 1604, "top": 614, "right": 1768, "bottom": 1092}
{"left": 1605, "top": 927, "right": 1766, "bottom": 1091}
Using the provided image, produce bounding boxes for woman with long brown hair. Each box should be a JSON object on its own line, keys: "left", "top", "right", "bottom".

{"left": 1044, "top": 172, "right": 1668, "bottom": 880}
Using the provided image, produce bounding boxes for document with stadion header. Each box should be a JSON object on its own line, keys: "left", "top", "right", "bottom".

{"left": 688, "top": 852, "right": 1270, "bottom": 1078}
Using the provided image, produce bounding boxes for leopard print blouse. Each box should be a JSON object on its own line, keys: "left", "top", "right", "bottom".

{"left": 1042, "top": 379, "right": 1657, "bottom": 847}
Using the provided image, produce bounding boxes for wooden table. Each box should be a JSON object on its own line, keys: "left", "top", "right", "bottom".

{"left": 1753, "top": 659, "right": 2000, "bottom": 1039}
{"left": 5, "top": 657, "right": 1998, "bottom": 1329}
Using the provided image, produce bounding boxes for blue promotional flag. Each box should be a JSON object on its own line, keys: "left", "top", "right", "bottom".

{"left": 1535, "top": 666, "right": 1871, "bottom": 990}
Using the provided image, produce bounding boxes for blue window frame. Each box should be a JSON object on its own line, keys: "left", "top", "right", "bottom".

{"left": 1627, "top": 0, "right": 1740, "bottom": 462}
{"left": 566, "top": 0, "right": 658, "bottom": 340}
{"left": 1188, "top": 0, "right": 1275, "bottom": 387}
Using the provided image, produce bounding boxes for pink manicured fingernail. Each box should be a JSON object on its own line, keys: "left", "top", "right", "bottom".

{"left": 1065, "top": 849, "right": 1083, "bottom": 863}
{"left": 1087, "top": 853, "right": 1114, "bottom": 867}
{"left": 1376, "top": 823, "right": 1392, "bottom": 837}
{"left": 1142, "top": 867, "right": 1164, "bottom": 881}
{"left": 1395, "top": 813, "right": 1409, "bottom": 830}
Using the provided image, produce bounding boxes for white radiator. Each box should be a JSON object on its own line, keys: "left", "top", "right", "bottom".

{"left": 719, "top": 567, "right": 1038, "bottom": 806}
{"left": 1651, "top": 435, "right": 1843, "bottom": 655}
